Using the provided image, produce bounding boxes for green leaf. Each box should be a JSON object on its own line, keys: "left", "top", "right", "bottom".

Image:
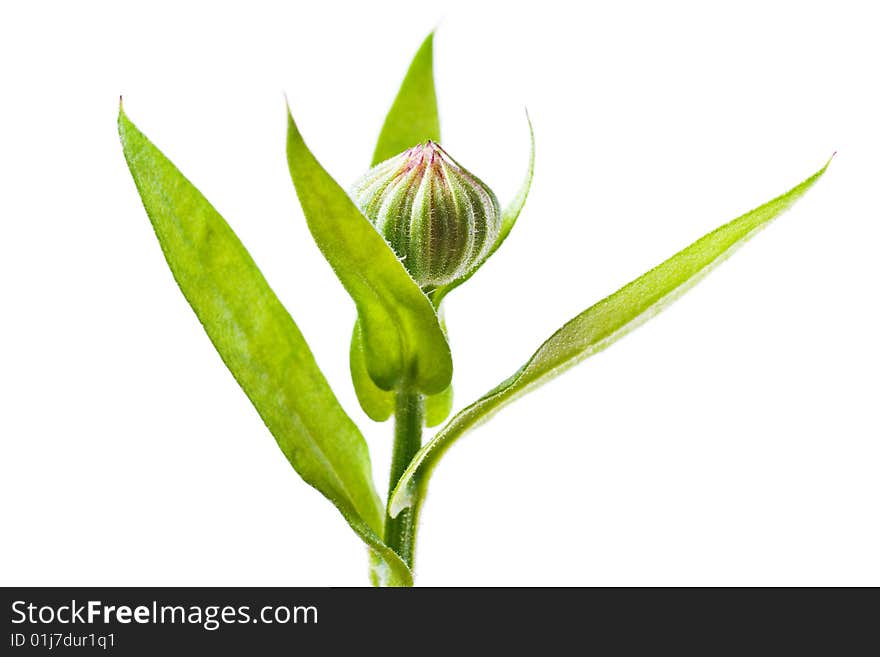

{"left": 424, "top": 381, "right": 454, "bottom": 428}
{"left": 423, "top": 307, "right": 454, "bottom": 427}
{"left": 350, "top": 319, "right": 394, "bottom": 422}
{"left": 118, "top": 107, "right": 412, "bottom": 587}
{"left": 369, "top": 551, "right": 412, "bottom": 587}
{"left": 430, "top": 113, "right": 535, "bottom": 307}
{"left": 350, "top": 316, "right": 453, "bottom": 426}
{"left": 286, "top": 106, "right": 452, "bottom": 395}
{"left": 495, "top": 112, "right": 536, "bottom": 256}
{"left": 390, "top": 157, "right": 832, "bottom": 517}
{"left": 372, "top": 32, "right": 440, "bottom": 166}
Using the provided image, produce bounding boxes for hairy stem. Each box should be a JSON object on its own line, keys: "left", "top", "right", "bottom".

{"left": 384, "top": 390, "right": 424, "bottom": 571}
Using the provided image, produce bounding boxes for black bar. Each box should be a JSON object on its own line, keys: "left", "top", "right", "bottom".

{"left": 1, "top": 587, "right": 874, "bottom": 653}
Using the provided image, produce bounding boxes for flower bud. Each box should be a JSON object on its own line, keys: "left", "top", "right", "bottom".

{"left": 351, "top": 141, "right": 501, "bottom": 288}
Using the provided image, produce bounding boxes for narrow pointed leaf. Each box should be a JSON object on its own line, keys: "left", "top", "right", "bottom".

{"left": 286, "top": 107, "right": 452, "bottom": 395}
{"left": 372, "top": 31, "right": 440, "bottom": 166}
{"left": 431, "top": 114, "right": 535, "bottom": 307}
{"left": 118, "top": 108, "right": 411, "bottom": 586}
{"left": 495, "top": 112, "right": 536, "bottom": 255}
{"left": 390, "top": 158, "right": 832, "bottom": 517}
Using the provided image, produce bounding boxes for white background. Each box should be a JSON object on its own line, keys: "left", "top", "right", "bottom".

{"left": 2, "top": 1, "right": 878, "bottom": 586}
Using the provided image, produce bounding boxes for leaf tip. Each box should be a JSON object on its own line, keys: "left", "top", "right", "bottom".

{"left": 415, "top": 29, "right": 437, "bottom": 68}
{"left": 284, "top": 98, "right": 303, "bottom": 153}
{"left": 117, "top": 97, "right": 132, "bottom": 144}
{"left": 524, "top": 107, "right": 535, "bottom": 146}
{"left": 283, "top": 95, "right": 292, "bottom": 123}
{"left": 810, "top": 152, "right": 836, "bottom": 181}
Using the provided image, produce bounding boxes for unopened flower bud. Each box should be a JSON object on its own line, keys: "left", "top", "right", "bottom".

{"left": 351, "top": 141, "right": 501, "bottom": 288}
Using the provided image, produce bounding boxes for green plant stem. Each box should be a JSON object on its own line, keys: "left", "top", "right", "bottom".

{"left": 384, "top": 389, "right": 424, "bottom": 570}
